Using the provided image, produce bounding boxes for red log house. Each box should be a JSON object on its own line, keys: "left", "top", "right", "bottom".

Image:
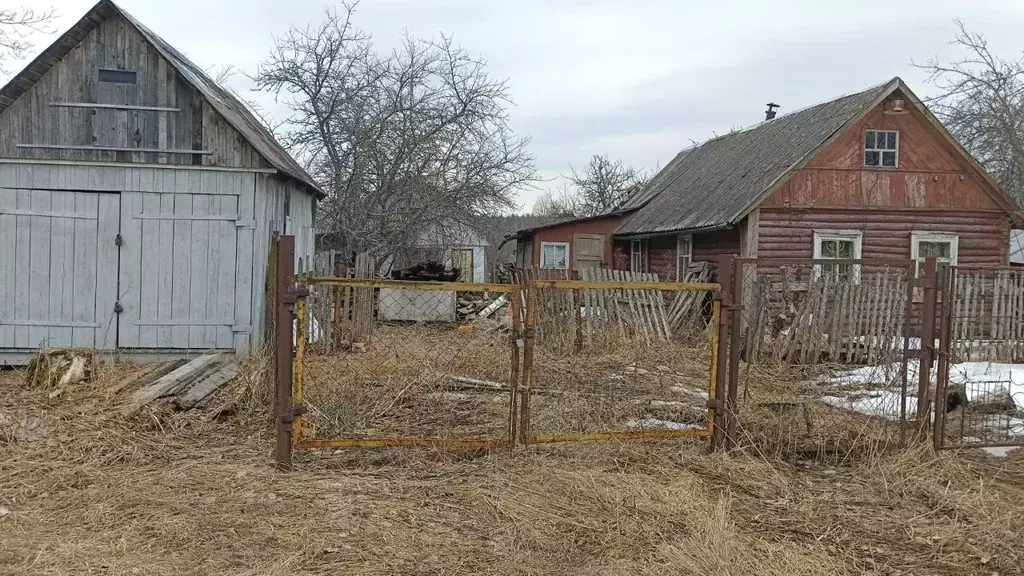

{"left": 509, "top": 77, "right": 1023, "bottom": 280}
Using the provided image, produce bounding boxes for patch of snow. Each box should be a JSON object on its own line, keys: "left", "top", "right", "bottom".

{"left": 822, "top": 391, "right": 916, "bottom": 420}
{"left": 648, "top": 400, "right": 689, "bottom": 408}
{"left": 670, "top": 385, "right": 710, "bottom": 400}
{"left": 982, "top": 446, "right": 1021, "bottom": 458}
{"left": 948, "top": 363, "right": 1024, "bottom": 410}
{"left": 625, "top": 418, "right": 702, "bottom": 430}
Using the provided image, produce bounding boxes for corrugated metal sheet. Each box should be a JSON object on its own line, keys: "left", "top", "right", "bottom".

{"left": 0, "top": 0, "right": 322, "bottom": 198}
{"left": 617, "top": 81, "right": 894, "bottom": 235}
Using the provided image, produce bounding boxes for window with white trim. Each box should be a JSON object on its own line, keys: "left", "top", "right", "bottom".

{"left": 911, "top": 232, "right": 958, "bottom": 277}
{"left": 813, "top": 230, "right": 862, "bottom": 282}
{"left": 676, "top": 234, "right": 692, "bottom": 281}
{"left": 864, "top": 130, "right": 898, "bottom": 167}
{"left": 630, "top": 240, "right": 646, "bottom": 274}
{"left": 539, "top": 242, "right": 569, "bottom": 269}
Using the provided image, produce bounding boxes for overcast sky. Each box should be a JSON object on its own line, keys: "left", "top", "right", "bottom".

{"left": 5, "top": 0, "right": 1024, "bottom": 212}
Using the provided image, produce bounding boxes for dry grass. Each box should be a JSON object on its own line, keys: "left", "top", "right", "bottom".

{"left": 2, "top": 357, "right": 1024, "bottom": 575}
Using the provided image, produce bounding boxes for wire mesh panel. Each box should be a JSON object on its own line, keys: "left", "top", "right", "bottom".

{"left": 293, "top": 277, "right": 519, "bottom": 449}
{"left": 520, "top": 278, "right": 721, "bottom": 444}
{"left": 733, "top": 259, "right": 917, "bottom": 452}
{"left": 937, "top": 267, "right": 1024, "bottom": 449}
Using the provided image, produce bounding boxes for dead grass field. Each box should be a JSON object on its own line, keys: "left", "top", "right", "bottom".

{"left": 3, "top": 360, "right": 1024, "bottom": 576}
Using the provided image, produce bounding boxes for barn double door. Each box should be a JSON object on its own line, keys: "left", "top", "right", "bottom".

{"left": 1, "top": 178, "right": 249, "bottom": 354}
{"left": 117, "top": 189, "right": 246, "bottom": 350}
{"left": 0, "top": 189, "right": 120, "bottom": 351}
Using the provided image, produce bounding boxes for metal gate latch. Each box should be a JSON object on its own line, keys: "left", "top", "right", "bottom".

{"left": 114, "top": 233, "right": 124, "bottom": 247}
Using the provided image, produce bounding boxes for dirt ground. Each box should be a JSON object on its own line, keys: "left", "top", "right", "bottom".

{"left": 2, "top": 364, "right": 1024, "bottom": 576}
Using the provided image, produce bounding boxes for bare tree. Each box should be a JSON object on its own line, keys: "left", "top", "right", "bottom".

{"left": 0, "top": 6, "right": 58, "bottom": 71}
{"left": 914, "top": 21, "right": 1024, "bottom": 207}
{"left": 531, "top": 187, "right": 580, "bottom": 218}
{"left": 255, "top": 2, "right": 535, "bottom": 258}
{"left": 566, "top": 154, "right": 648, "bottom": 216}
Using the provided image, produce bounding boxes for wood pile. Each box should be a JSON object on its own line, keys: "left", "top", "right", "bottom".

{"left": 120, "top": 354, "right": 242, "bottom": 416}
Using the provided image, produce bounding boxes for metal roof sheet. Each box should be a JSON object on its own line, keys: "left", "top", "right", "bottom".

{"left": 616, "top": 80, "right": 894, "bottom": 235}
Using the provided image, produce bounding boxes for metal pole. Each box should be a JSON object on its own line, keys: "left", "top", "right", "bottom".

{"left": 726, "top": 256, "right": 744, "bottom": 449}
{"left": 274, "top": 235, "right": 296, "bottom": 470}
{"left": 711, "top": 254, "right": 733, "bottom": 451}
{"left": 518, "top": 282, "right": 537, "bottom": 444}
{"left": 507, "top": 289, "right": 522, "bottom": 449}
{"left": 916, "top": 256, "right": 938, "bottom": 440}
{"left": 933, "top": 264, "right": 955, "bottom": 450}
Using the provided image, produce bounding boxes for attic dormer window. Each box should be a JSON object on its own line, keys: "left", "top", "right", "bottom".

{"left": 865, "top": 130, "right": 898, "bottom": 167}
{"left": 98, "top": 68, "right": 137, "bottom": 84}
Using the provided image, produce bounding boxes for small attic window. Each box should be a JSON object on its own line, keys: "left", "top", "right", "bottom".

{"left": 98, "top": 69, "right": 137, "bottom": 84}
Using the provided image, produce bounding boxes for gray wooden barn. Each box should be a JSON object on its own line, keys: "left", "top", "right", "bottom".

{"left": 0, "top": 0, "right": 321, "bottom": 364}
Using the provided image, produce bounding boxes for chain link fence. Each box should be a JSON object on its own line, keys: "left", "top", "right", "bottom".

{"left": 294, "top": 277, "right": 519, "bottom": 449}
{"left": 520, "top": 278, "right": 721, "bottom": 444}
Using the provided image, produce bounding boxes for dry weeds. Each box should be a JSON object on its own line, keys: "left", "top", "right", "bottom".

{"left": 1, "top": 356, "right": 1023, "bottom": 576}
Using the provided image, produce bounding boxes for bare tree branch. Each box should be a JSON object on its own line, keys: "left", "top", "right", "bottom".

{"left": 0, "top": 6, "right": 58, "bottom": 72}
{"left": 913, "top": 20, "right": 1024, "bottom": 207}
{"left": 255, "top": 2, "right": 536, "bottom": 259}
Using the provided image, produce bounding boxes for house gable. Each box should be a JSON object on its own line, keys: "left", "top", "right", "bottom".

{"left": 0, "top": 11, "right": 271, "bottom": 170}
{"left": 762, "top": 89, "right": 1002, "bottom": 212}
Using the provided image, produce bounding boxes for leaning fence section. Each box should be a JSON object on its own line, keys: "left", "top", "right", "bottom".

{"left": 293, "top": 276, "right": 520, "bottom": 449}
{"left": 520, "top": 277, "right": 722, "bottom": 445}
{"left": 732, "top": 258, "right": 918, "bottom": 452}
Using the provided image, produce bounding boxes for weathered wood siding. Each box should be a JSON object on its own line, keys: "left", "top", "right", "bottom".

{"left": 0, "top": 13, "right": 268, "bottom": 169}
{"left": 0, "top": 163, "right": 310, "bottom": 357}
{"left": 757, "top": 208, "right": 1009, "bottom": 266}
{"left": 529, "top": 214, "right": 624, "bottom": 270}
{"left": 764, "top": 93, "right": 1002, "bottom": 211}
{"left": 758, "top": 93, "right": 1010, "bottom": 264}
{"left": 611, "top": 227, "right": 740, "bottom": 281}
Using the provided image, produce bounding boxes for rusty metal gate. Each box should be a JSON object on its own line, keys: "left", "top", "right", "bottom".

{"left": 271, "top": 236, "right": 728, "bottom": 467}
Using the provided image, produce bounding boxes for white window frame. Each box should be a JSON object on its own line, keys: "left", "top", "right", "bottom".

{"left": 539, "top": 241, "right": 569, "bottom": 270}
{"left": 911, "top": 232, "right": 959, "bottom": 276}
{"left": 812, "top": 230, "right": 863, "bottom": 282}
{"left": 630, "top": 239, "right": 646, "bottom": 274}
{"left": 864, "top": 129, "right": 899, "bottom": 168}
{"left": 676, "top": 234, "right": 693, "bottom": 282}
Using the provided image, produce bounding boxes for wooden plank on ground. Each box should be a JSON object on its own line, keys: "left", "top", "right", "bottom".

{"left": 120, "top": 353, "right": 223, "bottom": 415}
{"left": 106, "top": 358, "right": 187, "bottom": 395}
{"left": 174, "top": 362, "right": 241, "bottom": 410}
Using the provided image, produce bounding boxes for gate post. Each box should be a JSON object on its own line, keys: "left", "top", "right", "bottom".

{"left": 711, "top": 254, "right": 734, "bottom": 451}
{"left": 933, "top": 264, "right": 956, "bottom": 450}
{"left": 274, "top": 234, "right": 296, "bottom": 470}
{"left": 916, "top": 257, "right": 938, "bottom": 440}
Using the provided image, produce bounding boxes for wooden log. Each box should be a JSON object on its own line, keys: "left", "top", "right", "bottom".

{"left": 121, "top": 353, "right": 224, "bottom": 415}
{"left": 174, "top": 363, "right": 241, "bottom": 410}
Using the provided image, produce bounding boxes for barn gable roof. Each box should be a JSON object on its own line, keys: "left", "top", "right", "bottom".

{"left": 0, "top": 0, "right": 323, "bottom": 198}
{"left": 616, "top": 77, "right": 1021, "bottom": 236}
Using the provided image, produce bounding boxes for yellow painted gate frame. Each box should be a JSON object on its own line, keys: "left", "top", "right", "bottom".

{"left": 289, "top": 276, "right": 722, "bottom": 451}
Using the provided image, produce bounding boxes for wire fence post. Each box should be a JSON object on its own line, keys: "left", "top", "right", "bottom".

{"left": 274, "top": 234, "right": 296, "bottom": 470}
{"left": 916, "top": 256, "right": 938, "bottom": 441}
{"left": 507, "top": 289, "right": 523, "bottom": 450}
{"left": 518, "top": 282, "right": 537, "bottom": 444}
{"left": 933, "top": 264, "right": 956, "bottom": 450}
{"left": 712, "top": 254, "right": 734, "bottom": 451}
{"left": 726, "top": 256, "right": 744, "bottom": 450}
